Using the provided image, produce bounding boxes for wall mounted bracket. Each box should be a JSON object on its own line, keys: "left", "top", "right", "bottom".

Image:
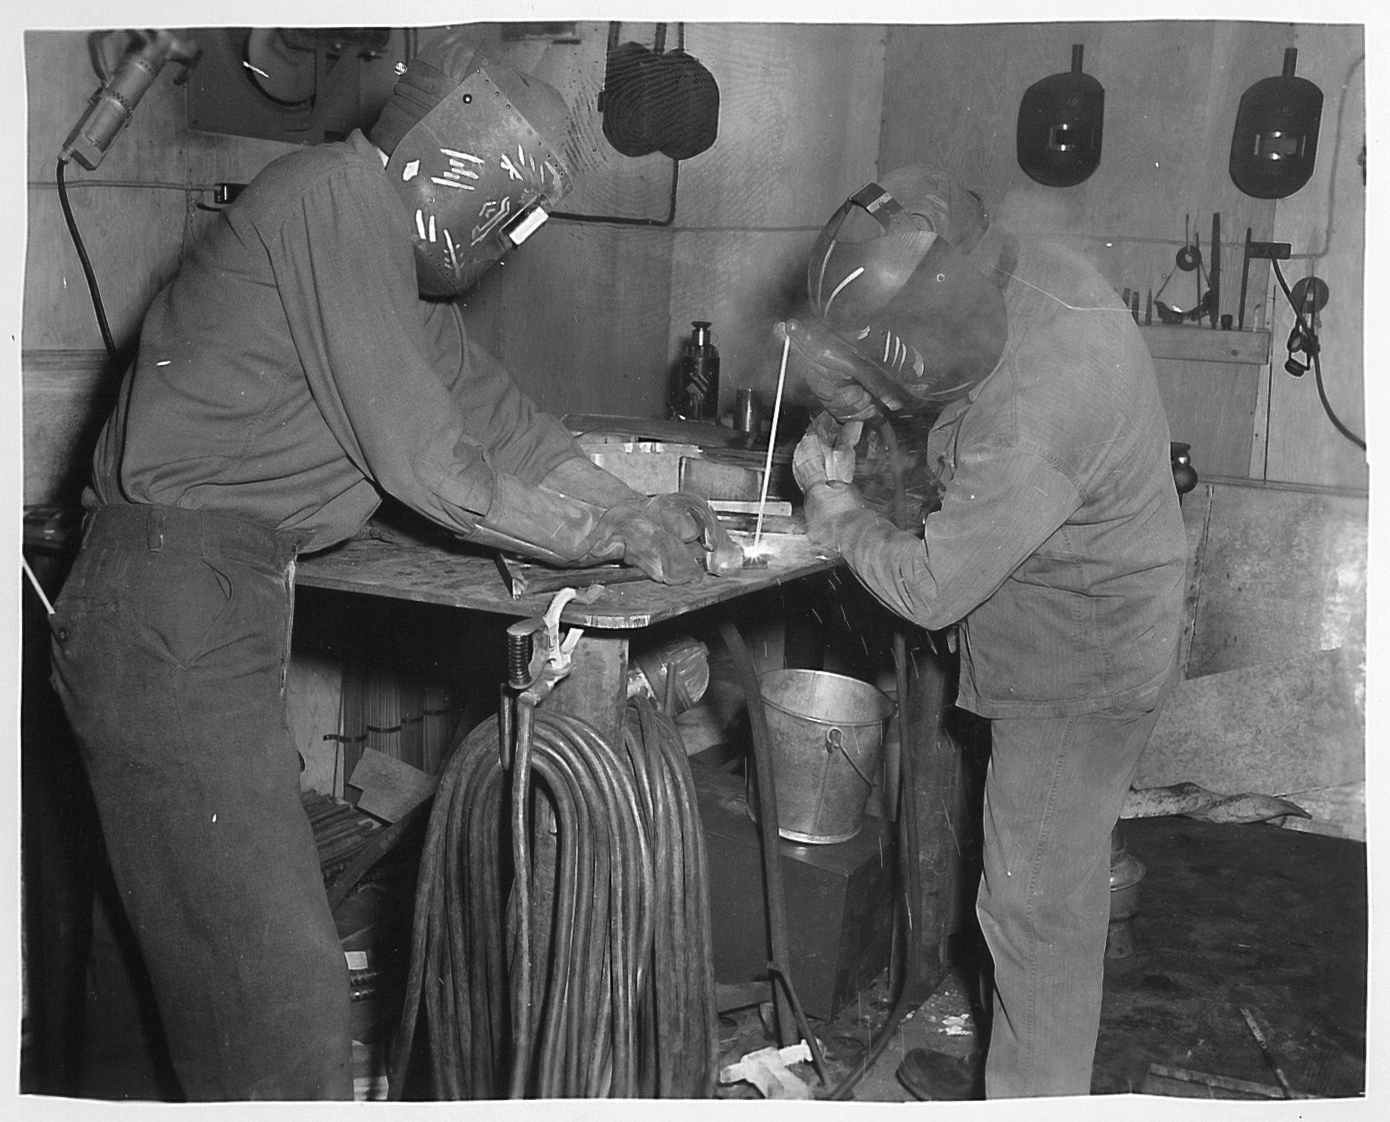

{"left": 1238, "top": 230, "right": 1292, "bottom": 331}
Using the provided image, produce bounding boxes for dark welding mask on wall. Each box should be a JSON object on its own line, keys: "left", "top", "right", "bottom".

{"left": 598, "top": 23, "right": 720, "bottom": 161}
{"left": 1229, "top": 48, "right": 1323, "bottom": 200}
{"left": 374, "top": 41, "right": 575, "bottom": 297}
{"left": 792, "top": 173, "right": 1008, "bottom": 411}
{"left": 1016, "top": 44, "right": 1105, "bottom": 188}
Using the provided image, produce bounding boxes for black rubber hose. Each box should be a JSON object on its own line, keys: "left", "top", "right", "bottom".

{"left": 394, "top": 697, "right": 714, "bottom": 1100}
{"left": 526, "top": 720, "right": 606, "bottom": 1096}
{"left": 527, "top": 751, "right": 583, "bottom": 1097}
{"left": 662, "top": 719, "right": 720, "bottom": 1094}
{"left": 1271, "top": 258, "right": 1365, "bottom": 451}
{"left": 508, "top": 700, "right": 538, "bottom": 1097}
{"left": 463, "top": 747, "right": 506, "bottom": 1095}
{"left": 56, "top": 158, "right": 119, "bottom": 360}
{"left": 541, "top": 717, "right": 633, "bottom": 1095}
{"left": 828, "top": 418, "right": 927, "bottom": 1101}
{"left": 624, "top": 705, "right": 668, "bottom": 1096}
{"left": 388, "top": 730, "right": 468, "bottom": 1097}
{"left": 559, "top": 717, "right": 646, "bottom": 1095}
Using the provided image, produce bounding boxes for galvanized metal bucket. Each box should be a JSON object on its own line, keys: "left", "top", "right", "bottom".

{"left": 749, "top": 669, "right": 896, "bottom": 844}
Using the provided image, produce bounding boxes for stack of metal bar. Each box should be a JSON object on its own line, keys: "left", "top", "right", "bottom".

{"left": 302, "top": 790, "right": 382, "bottom": 885}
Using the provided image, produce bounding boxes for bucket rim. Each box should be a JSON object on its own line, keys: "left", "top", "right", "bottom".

{"left": 756, "top": 666, "right": 896, "bottom": 722}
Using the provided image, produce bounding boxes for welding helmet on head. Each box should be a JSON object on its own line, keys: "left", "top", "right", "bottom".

{"left": 370, "top": 35, "right": 575, "bottom": 297}
{"left": 794, "top": 166, "right": 1008, "bottom": 412}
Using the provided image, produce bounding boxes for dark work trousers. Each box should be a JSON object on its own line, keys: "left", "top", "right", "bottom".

{"left": 48, "top": 502, "right": 353, "bottom": 1100}
{"left": 975, "top": 668, "right": 1176, "bottom": 1098}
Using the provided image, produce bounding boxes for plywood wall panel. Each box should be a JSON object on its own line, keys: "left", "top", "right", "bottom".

{"left": 1262, "top": 25, "right": 1367, "bottom": 490}
{"left": 461, "top": 222, "right": 676, "bottom": 419}
{"left": 21, "top": 355, "right": 119, "bottom": 507}
{"left": 465, "top": 22, "right": 888, "bottom": 422}
{"left": 24, "top": 187, "right": 191, "bottom": 352}
{"left": 667, "top": 23, "right": 887, "bottom": 228}
{"left": 667, "top": 230, "right": 820, "bottom": 415}
{"left": 881, "top": 21, "right": 1365, "bottom": 491}
{"left": 1152, "top": 358, "right": 1261, "bottom": 478}
{"left": 881, "top": 21, "right": 1283, "bottom": 300}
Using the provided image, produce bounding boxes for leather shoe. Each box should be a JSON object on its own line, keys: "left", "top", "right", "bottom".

{"left": 896, "top": 1047, "right": 985, "bottom": 1100}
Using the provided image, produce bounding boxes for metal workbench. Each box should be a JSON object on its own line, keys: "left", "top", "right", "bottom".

{"left": 293, "top": 532, "right": 840, "bottom": 748}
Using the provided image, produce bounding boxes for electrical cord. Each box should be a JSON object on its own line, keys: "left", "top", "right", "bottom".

{"left": 827, "top": 418, "right": 927, "bottom": 1100}
{"left": 56, "top": 158, "right": 118, "bottom": 359}
{"left": 550, "top": 159, "right": 679, "bottom": 228}
{"left": 390, "top": 696, "right": 716, "bottom": 1100}
{"left": 1271, "top": 259, "right": 1366, "bottom": 451}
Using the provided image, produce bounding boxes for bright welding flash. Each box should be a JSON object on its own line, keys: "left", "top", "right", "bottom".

{"left": 505, "top": 205, "right": 549, "bottom": 246}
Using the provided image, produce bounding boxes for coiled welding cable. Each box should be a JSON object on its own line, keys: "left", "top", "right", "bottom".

{"left": 390, "top": 699, "right": 716, "bottom": 1100}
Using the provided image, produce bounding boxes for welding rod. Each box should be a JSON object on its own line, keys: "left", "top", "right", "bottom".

{"left": 1239, "top": 1006, "right": 1295, "bottom": 1098}
{"left": 754, "top": 332, "right": 792, "bottom": 549}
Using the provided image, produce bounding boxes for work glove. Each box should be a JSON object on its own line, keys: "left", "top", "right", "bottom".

{"left": 799, "top": 358, "right": 882, "bottom": 424}
{"left": 586, "top": 505, "right": 707, "bottom": 584}
{"left": 793, "top": 413, "right": 863, "bottom": 492}
{"left": 540, "top": 456, "right": 704, "bottom": 543}
{"left": 780, "top": 319, "right": 887, "bottom": 423}
{"left": 801, "top": 480, "right": 868, "bottom": 552}
{"left": 622, "top": 492, "right": 704, "bottom": 545}
{"left": 635, "top": 491, "right": 744, "bottom": 577}
{"left": 467, "top": 473, "right": 706, "bottom": 585}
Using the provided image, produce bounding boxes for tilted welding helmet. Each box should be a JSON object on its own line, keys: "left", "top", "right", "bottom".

{"left": 789, "top": 165, "right": 1008, "bottom": 413}
{"left": 370, "top": 34, "right": 575, "bottom": 297}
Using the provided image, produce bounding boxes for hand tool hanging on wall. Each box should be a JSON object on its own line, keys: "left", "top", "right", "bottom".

{"left": 1153, "top": 216, "right": 1214, "bottom": 325}
{"left": 1267, "top": 257, "right": 1363, "bottom": 452}
{"left": 1209, "top": 213, "right": 1222, "bottom": 328}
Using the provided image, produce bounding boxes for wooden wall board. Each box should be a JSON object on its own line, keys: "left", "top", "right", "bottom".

{"left": 1152, "top": 357, "right": 1260, "bottom": 478}
{"left": 879, "top": 20, "right": 1365, "bottom": 491}
{"left": 21, "top": 353, "right": 120, "bottom": 507}
{"left": 24, "top": 187, "right": 196, "bottom": 352}
{"left": 1262, "top": 25, "right": 1367, "bottom": 490}
{"left": 461, "top": 222, "right": 677, "bottom": 419}
{"left": 666, "top": 231, "right": 820, "bottom": 418}
{"left": 466, "top": 22, "right": 889, "bottom": 422}
{"left": 663, "top": 23, "right": 888, "bottom": 229}
{"left": 881, "top": 21, "right": 1282, "bottom": 295}
{"left": 877, "top": 21, "right": 1290, "bottom": 484}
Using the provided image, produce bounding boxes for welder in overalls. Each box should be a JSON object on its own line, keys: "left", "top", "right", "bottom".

{"left": 49, "top": 33, "right": 705, "bottom": 1100}
{"left": 789, "top": 166, "right": 1186, "bottom": 1097}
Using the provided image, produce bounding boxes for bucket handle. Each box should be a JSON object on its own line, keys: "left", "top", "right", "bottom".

{"left": 825, "top": 727, "right": 875, "bottom": 788}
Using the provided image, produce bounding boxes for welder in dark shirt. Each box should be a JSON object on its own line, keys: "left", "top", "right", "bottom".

{"left": 49, "top": 33, "right": 704, "bottom": 1099}
{"left": 789, "top": 166, "right": 1186, "bottom": 1097}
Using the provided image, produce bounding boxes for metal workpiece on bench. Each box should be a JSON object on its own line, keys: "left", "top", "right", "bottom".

{"left": 294, "top": 532, "right": 838, "bottom": 631}
{"left": 294, "top": 532, "right": 844, "bottom": 774}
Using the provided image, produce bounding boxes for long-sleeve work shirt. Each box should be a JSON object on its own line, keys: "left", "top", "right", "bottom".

{"left": 813, "top": 232, "right": 1187, "bottom": 718}
{"left": 91, "top": 130, "right": 581, "bottom": 554}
